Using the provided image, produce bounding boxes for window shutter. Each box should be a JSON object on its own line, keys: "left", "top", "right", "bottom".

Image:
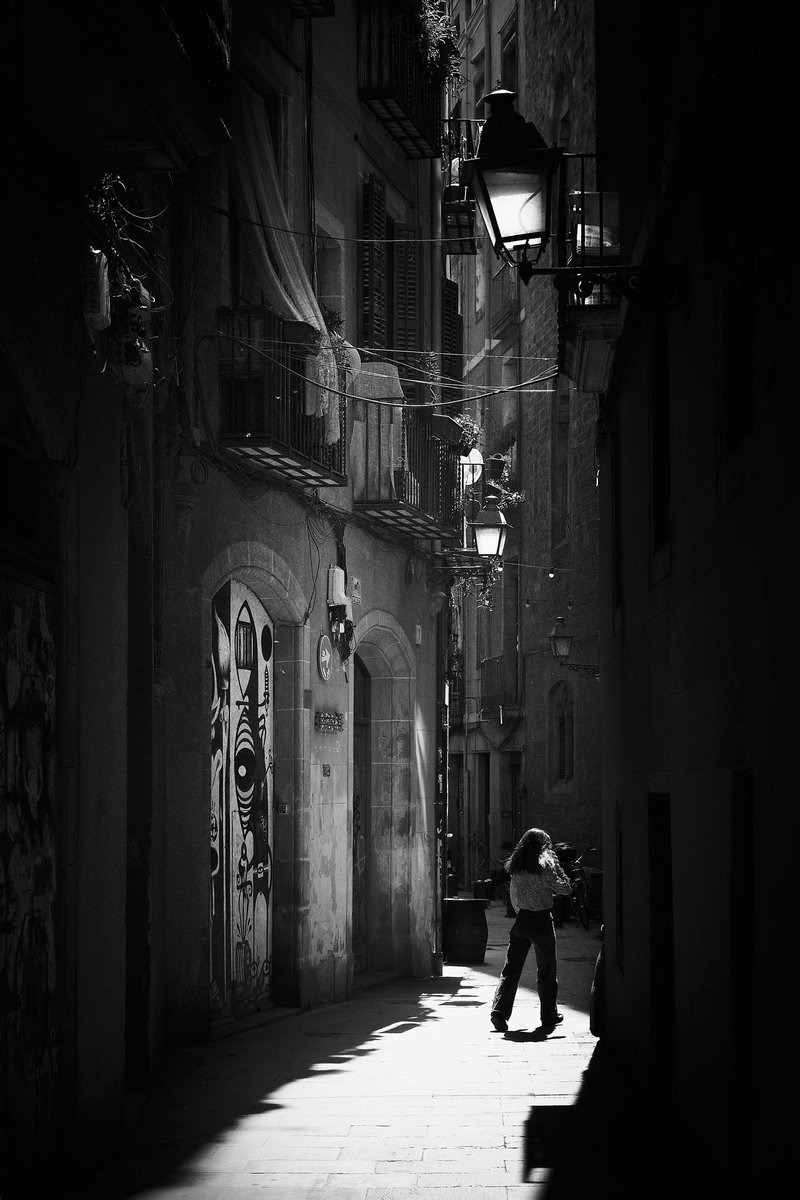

{"left": 393, "top": 224, "right": 420, "bottom": 364}
{"left": 441, "top": 276, "right": 463, "bottom": 405}
{"left": 362, "top": 174, "right": 387, "bottom": 349}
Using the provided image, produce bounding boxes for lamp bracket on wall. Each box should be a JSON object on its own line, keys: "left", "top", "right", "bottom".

{"left": 518, "top": 263, "right": 685, "bottom": 307}
{"left": 564, "top": 662, "right": 601, "bottom": 679}
{"left": 554, "top": 265, "right": 686, "bottom": 307}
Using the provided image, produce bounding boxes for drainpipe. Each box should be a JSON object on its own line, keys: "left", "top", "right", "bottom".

{"left": 431, "top": 156, "right": 442, "bottom": 395}
{"left": 484, "top": 0, "right": 493, "bottom": 89}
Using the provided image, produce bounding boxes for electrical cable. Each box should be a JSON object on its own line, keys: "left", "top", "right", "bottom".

{"left": 203, "top": 328, "right": 558, "bottom": 407}
{"left": 193, "top": 197, "right": 484, "bottom": 247}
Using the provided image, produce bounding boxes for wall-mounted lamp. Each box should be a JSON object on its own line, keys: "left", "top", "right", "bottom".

{"left": 462, "top": 89, "right": 683, "bottom": 303}
{"left": 549, "top": 616, "right": 601, "bottom": 680}
{"left": 460, "top": 88, "right": 562, "bottom": 280}
{"left": 468, "top": 486, "right": 510, "bottom": 559}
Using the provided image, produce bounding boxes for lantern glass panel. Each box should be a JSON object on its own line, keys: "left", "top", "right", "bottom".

{"left": 482, "top": 168, "right": 549, "bottom": 247}
{"left": 551, "top": 633, "right": 573, "bottom": 662}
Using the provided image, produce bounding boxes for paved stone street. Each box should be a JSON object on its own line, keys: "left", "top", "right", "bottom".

{"left": 64, "top": 900, "right": 610, "bottom": 1199}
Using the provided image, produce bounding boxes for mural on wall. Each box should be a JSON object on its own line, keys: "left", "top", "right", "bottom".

{"left": 0, "top": 577, "right": 57, "bottom": 1173}
{"left": 210, "top": 579, "right": 274, "bottom": 1019}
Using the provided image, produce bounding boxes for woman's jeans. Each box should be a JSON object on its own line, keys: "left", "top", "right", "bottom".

{"left": 491, "top": 908, "right": 559, "bottom": 1025}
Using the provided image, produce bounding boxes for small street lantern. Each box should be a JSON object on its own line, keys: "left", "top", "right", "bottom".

{"left": 549, "top": 616, "right": 574, "bottom": 665}
{"left": 461, "top": 88, "right": 562, "bottom": 280}
{"left": 549, "top": 615, "right": 601, "bottom": 679}
{"left": 469, "top": 488, "right": 510, "bottom": 558}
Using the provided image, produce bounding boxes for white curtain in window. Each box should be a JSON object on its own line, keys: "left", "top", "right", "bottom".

{"left": 230, "top": 81, "right": 340, "bottom": 443}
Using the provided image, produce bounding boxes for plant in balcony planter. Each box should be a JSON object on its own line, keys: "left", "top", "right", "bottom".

{"left": 320, "top": 305, "right": 348, "bottom": 370}
{"left": 418, "top": 1, "right": 463, "bottom": 91}
{"left": 453, "top": 413, "right": 483, "bottom": 455}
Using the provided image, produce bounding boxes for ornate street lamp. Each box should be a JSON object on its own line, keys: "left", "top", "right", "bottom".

{"left": 549, "top": 615, "right": 601, "bottom": 680}
{"left": 460, "top": 88, "right": 562, "bottom": 283}
{"left": 469, "top": 486, "right": 510, "bottom": 559}
{"left": 549, "top": 616, "right": 574, "bottom": 666}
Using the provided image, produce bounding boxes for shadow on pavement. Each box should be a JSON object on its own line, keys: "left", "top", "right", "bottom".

{"left": 5, "top": 975, "right": 466, "bottom": 1200}
{"left": 526, "top": 1038, "right": 690, "bottom": 1200}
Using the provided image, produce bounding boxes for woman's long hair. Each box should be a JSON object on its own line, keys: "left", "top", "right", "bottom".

{"left": 505, "top": 828, "right": 556, "bottom": 875}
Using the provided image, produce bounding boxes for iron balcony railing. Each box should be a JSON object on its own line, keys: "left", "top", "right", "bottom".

{"left": 557, "top": 155, "right": 622, "bottom": 307}
{"left": 352, "top": 400, "right": 462, "bottom": 539}
{"left": 217, "top": 306, "right": 346, "bottom": 486}
{"left": 357, "top": 2, "right": 443, "bottom": 158}
{"left": 442, "top": 118, "right": 480, "bottom": 254}
{"left": 448, "top": 675, "right": 465, "bottom": 727}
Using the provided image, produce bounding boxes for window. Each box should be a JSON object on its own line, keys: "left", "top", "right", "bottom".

{"left": 360, "top": 174, "right": 421, "bottom": 379}
{"left": 549, "top": 682, "right": 574, "bottom": 787}
{"left": 500, "top": 11, "right": 518, "bottom": 93}
{"left": 316, "top": 229, "right": 342, "bottom": 319}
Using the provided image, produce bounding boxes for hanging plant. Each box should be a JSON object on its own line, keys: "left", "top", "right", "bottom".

{"left": 458, "top": 418, "right": 483, "bottom": 455}
{"left": 418, "top": 1, "right": 464, "bottom": 92}
{"left": 320, "top": 305, "right": 348, "bottom": 370}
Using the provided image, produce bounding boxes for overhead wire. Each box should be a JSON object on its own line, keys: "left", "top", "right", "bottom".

{"left": 194, "top": 197, "right": 483, "bottom": 248}
{"left": 204, "top": 328, "right": 558, "bottom": 407}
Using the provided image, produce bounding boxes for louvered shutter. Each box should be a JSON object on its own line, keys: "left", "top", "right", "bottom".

{"left": 362, "top": 174, "right": 387, "bottom": 349}
{"left": 393, "top": 224, "right": 420, "bottom": 365}
{"left": 441, "top": 277, "right": 463, "bottom": 407}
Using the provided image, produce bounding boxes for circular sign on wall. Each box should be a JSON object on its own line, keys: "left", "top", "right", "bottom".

{"left": 317, "top": 633, "right": 333, "bottom": 682}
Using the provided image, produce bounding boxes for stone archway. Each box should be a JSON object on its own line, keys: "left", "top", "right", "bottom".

{"left": 351, "top": 612, "right": 417, "bottom": 974}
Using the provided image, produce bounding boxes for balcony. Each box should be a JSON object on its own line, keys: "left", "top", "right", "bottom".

{"left": 352, "top": 403, "right": 461, "bottom": 539}
{"left": 357, "top": 2, "right": 443, "bottom": 158}
{"left": 448, "top": 674, "right": 465, "bottom": 728}
{"left": 480, "top": 654, "right": 521, "bottom": 716}
{"left": 442, "top": 118, "right": 479, "bottom": 254}
{"left": 558, "top": 168, "right": 621, "bottom": 393}
{"left": 217, "top": 307, "right": 346, "bottom": 487}
{"left": 442, "top": 186, "right": 478, "bottom": 255}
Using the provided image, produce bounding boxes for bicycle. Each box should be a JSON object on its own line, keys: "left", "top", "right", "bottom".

{"left": 568, "top": 845, "right": 597, "bottom": 929}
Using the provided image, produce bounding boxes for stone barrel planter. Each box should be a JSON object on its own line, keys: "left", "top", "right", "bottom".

{"left": 443, "top": 898, "right": 489, "bottom": 963}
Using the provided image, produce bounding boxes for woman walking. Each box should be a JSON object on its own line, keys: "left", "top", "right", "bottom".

{"left": 490, "top": 828, "right": 573, "bottom": 1033}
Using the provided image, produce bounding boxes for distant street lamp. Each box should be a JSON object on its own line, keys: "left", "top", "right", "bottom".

{"left": 549, "top": 615, "right": 601, "bottom": 680}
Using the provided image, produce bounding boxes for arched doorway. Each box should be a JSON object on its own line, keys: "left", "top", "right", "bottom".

{"left": 352, "top": 654, "right": 371, "bottom": 973}
{"left": 209, "top": 578, "right": 274, "bottom": 1021}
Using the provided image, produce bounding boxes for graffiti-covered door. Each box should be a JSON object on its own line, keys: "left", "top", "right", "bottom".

{"left": 0, "top": 576, "right": 57, "bottom": 1178}
{"left": 209, "top": 580, "right": 273, "bottom": 1021}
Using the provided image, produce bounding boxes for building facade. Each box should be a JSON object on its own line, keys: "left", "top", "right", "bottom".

{"left": 450, "top": 0, "right": 791, "bottom": 1186}
{"left": 443, "top": 0, "right": 602, "bottom": 894}
{"left": 1, "top": 1, "right": 460, "bottom": 1188}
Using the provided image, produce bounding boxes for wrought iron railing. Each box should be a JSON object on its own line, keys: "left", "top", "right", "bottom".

{"left": 448, "top": 674, "right": 465, "bottom": 727}
{"left": 352, "top": 400, "right": 461, "bottom": 538}
{"left": 217, "top": 306, "right": 346, "bottom": 484}
{"left": 441, "top": 118, "right": 480, "bottom": 253}
{"left": 558, "top": 155, "right": 621, "bottom": 307}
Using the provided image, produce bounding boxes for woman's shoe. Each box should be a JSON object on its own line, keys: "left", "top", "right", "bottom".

{"left": 491, "top": 1011, "right": 508, "bottom": 1032}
